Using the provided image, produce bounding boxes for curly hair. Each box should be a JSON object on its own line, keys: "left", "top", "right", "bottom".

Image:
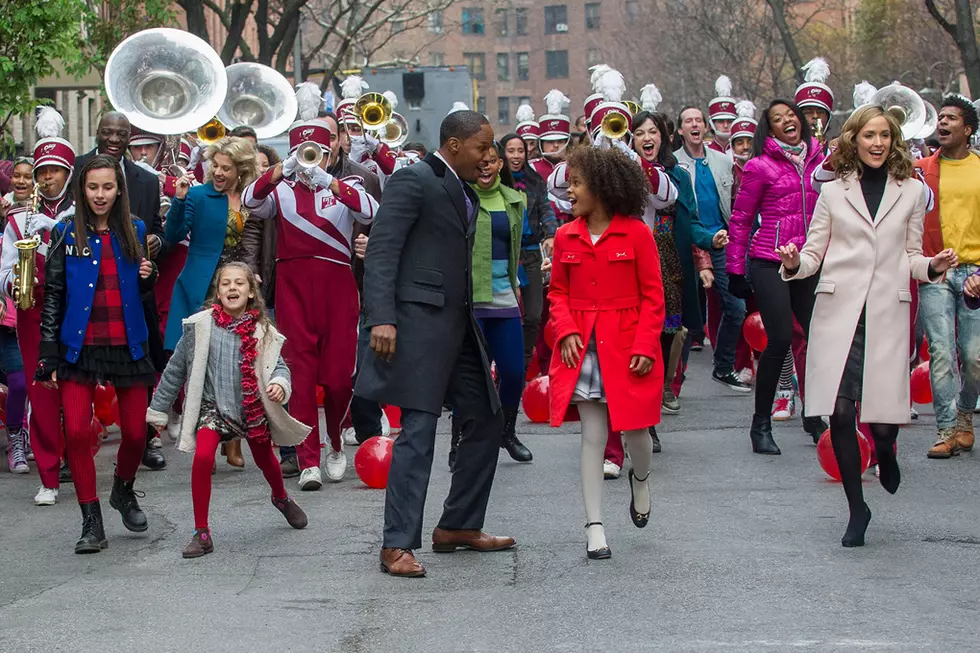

{"left": 828, "top": 105, "right": 914, "bottom": 180}
{"left": 565, "top": 146, "right": 649, "bottom": 218}
{"left": 205, "top": 136, "right": 260, "bottom": 193}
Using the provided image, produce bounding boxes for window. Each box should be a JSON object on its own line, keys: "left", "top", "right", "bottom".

{"left": 516, "top": 52, "right": 529, "bottom": 81}
{"left": 430, "top": 52, "right": 445, "bottom": 66}
{"left": 587, "top": 47, "right": 602, "bottom": 67}
{"left": 427, "top": 10, "right": 443, "bottom": 33}
{"left": 463, "top": 52, "right": 486, "bottom": 80}
{"left": 515, "top": 8, "right": 528, "bottom": 35}
{"left": 496, "top": 53, "right": 510, "bottom": 81}
{"left": 391, "top": 20, "right": 405, "bottom": 35}
{"left": 462, "top": 7, "right": 485, "bottom": 35}
{"left": 495, "top": 8, "right": 509, "bottom": 36}
{"left": 498, "top": 97, "right": 511, "bottom": 125}
{"left": 585, "top": 3, "right": 601, "bottom": 30}
{"left": 546, "top": 50, "right": 568, "bottom": 79}
{"left": 625, "top": 1, "right": 639, "bottom": 20}
{"left": 544, "top": 5, "right": 568, "bottom": 34}
{"left": 519, "top": 96, "right": 531, "bottom": 108}
{"left": 477, "top": 96, "right": 487, "bottom": 115}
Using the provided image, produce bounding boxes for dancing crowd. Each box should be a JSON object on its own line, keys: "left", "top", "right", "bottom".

{"left": 1, "top": 54, "right": 979, "bottom": 575}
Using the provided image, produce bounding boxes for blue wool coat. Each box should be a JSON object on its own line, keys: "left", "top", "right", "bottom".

{"left": 163, "top": 182, "right": 229, "bottom": 350}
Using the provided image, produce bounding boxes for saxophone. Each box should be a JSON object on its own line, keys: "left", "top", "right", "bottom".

{"left": 12, "top": 183, "right": 45, "bottom": 310}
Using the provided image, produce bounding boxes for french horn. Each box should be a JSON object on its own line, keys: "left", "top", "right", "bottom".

{"left": 376, "top": 112, "right": 409, "bottom": 148}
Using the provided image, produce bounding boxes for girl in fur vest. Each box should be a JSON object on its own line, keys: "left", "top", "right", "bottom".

{"left": 147, "top": 262, "right": 312, "bottom": 558}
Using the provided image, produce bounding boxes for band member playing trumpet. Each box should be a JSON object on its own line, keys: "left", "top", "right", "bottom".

{"left": 243, "top": 115, "right": 379, "bottom": 490}
{"left": 0, "top": 108, "right": 74, "bottom": 506}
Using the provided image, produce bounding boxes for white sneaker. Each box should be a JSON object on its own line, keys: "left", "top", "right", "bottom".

{"left": 34, "top": 486, "right": 58, "bottom": 506}
{"left": 325, "top": 449, "right": 347, "bottom": 482}
{"left": 342, "top": 427, "right": 359, "bottom": 446}
{"left": 603, "top": 459, "right": 621, "bottom": 480}
{"left": 298, "top": 466, "right": 323, "bottom": 491}
{"left": 772, "top": 390, "right": 795, "bottom": 421}
{"left": 737, "top": 367, "right": 755, "bottom": 386}
{"left": 381, "top": 411, "right": 392, "bottom": 437}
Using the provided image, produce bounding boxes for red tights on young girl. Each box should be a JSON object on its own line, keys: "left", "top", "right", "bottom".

{"left": 61, "top": 380, "right": 148, "bottom": 504}
{"left": 191, "top": 428, "right": 287, "bottom": 530}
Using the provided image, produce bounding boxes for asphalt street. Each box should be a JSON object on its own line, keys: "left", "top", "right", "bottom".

{"left": 2, "top": 352, "right": 980, "bottom": 653}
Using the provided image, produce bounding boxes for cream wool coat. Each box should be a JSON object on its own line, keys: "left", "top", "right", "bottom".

{"left": 146, "top": 310, "right": 312, "bottom": 452}
{"left": 781, "top": 174, "right": 936, "bottom": 423}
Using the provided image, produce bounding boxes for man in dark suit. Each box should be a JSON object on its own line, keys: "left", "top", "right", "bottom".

{"left": 77, "top": 111, "right": 167, "bottom": 470}
{"left": 357, "top": 110, "right": 515, "bottom": 578}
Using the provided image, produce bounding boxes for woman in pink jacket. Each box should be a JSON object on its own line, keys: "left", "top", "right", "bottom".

{"left": 726, "top": 100, "right": 825, "bottom": 454}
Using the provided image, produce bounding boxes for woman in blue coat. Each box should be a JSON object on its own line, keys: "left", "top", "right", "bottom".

{"left": 164, "top": 137, "right": 259, "bottom": 352}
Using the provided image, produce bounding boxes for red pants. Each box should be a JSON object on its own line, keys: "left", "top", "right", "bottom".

{"left": 191, "top": 428, "right": 286, "bottom": 529}
{"left": 155, "top": 245, "right": 188, "bottom": 341}
{"left": 277, "top": 259, "right": 358, "bottom": 469}
{"left": 61, "top": 379, "right": 148, "bottom": 504}
{"left": 536, "top": 291, "right": 553, "bottom": 374}
{"left": 17, "top": 306, "right": 63, "bottom": 489}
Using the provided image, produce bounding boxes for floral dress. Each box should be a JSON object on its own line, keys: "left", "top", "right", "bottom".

{"left": 653, "top": 206, "right": 684, "bottom": 335}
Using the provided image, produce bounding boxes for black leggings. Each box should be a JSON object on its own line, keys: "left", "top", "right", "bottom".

{"left": 748, "top": 259, "right": 818, "bottom": 416}
{"left": 830, "top": 397, "right": 899, "bottom": 514}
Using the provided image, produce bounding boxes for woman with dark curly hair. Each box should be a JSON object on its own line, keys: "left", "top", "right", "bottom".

{"left": 547, "top": 147, "right": 665, "bottom": 559}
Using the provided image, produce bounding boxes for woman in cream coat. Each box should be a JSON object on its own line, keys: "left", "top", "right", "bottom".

{"left": 778, "top": 105, "right": 958, "bottom": 549}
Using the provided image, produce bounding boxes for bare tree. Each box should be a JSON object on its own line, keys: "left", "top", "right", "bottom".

{"left": 924, "top": 0, "right": 980, "bottom": 97}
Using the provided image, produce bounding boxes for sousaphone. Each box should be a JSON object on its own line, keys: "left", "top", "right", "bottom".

{"left": 219, "top": 63, "right": 298, "bottom": 139}
{"left": 869, "top": 83, "right": 927, "bottom": 141}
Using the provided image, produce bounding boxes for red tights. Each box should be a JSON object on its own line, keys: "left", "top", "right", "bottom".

{"left": 62, "top": 380, "right": 148, "bottom": 504}
{"left": 191, "top": 428, "right": 287, "bottom": 530}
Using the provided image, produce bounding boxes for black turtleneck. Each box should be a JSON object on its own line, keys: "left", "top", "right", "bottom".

{"left": 859, "top": 162, "right": 888, "bottom": 218}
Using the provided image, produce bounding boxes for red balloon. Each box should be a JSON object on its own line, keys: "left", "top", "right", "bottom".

{"left": 90, "top": 416, "right": 104, "bottom": 456}
{"left": 564, "top": 404, "right": 580, "bottom": 422}
{"left": 383, "top": 404, "right": 402, "bottom": 430}
{"left": 354, "top": 435, "right": 393, "bottom": 489}
{"left": 816, "top": 429, "right": 871, "bottom": 481}
{"left": 919, "top": 337, "right": 930, "bottom": 362}
{"left": 525, "top": 354, "right": 541, "bottom": 381}
{"left": 911, "top": 361, "right": 932, "bottom": 404}
{"left": 94, "top": 384, "right": 115, "bottom": 424}
{"left": 742, "top": 312, "right": 768, "bottom": 352}
{"left": 521, "top": 376, "right": 550, "bottom": 423}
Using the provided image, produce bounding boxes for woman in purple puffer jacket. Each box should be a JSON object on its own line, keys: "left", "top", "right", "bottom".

{"left": 726, "top": 99, "right": 825, "bottom": 454}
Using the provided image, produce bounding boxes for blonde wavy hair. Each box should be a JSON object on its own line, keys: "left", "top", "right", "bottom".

{"left": 205, "top": 136, "right": 260, "bottom": 192}
{"left": 827, "top": 105, "right": 914, "bottom": 180}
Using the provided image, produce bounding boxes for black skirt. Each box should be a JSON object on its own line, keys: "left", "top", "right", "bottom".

{"left": 836, "top": 310, "right": 865, "bottom": 402}
{"left": 58, "top": 343, "right": 157, "bottom": 388}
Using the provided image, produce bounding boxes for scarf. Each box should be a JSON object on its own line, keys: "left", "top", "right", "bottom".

{"left": 775, "top": 138, "right": 807, "bottom": 177}
{"left": 211, "top": 305, "right": 270, "bottom": 444}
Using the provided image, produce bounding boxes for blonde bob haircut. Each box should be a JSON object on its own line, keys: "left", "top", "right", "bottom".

{"left": 205, "top": 136, "right": 260, "bottom": 193}
{"left": 827, "top": 105, "right": 915, "bottom": 181}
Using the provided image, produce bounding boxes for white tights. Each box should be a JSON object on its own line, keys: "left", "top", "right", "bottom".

{"left": 577, "top": 401, "right": 652, "bottom": 551}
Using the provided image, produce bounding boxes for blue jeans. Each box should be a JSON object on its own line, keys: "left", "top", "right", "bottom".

{"left": 919, "top": 265, "right": 980, "bottom": 429}
{"left": 709, "top": 246, "right": 746, "bottom": 374}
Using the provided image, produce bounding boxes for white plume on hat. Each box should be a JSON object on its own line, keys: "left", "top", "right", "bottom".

{"left": 802, "top": 57, "right": 831, "bottom": 84}
{"left": 640, "top": 84, "right": 663, "bottom": 112}
{"left": 295, "top": 82, "right": 322, "bottom": 121}
{"left": 589, "top": 64, "right": 612, "bottom": 90}
{"left": 852, "top": 81, "right": 877, "bottom": 109}
{"left": 449, "top": 101, "right": 469, "bottom": 114}
{"left": 382, "top": 91, "right": 398, "bottom": 110}
{"left": 735, "top": 100, "right": 757, "bottom": 119}
{"left": 516, "top": 103, "right": 535, "bottom": 122}
{"left": 35, "top": 106, "right": 65, "bottom": 139}
{"left": 714, "top": 75, "right": 733, "bottom": 98}
{"left": 595, "top": 68, "right": 626, "bottom": 103}
{"left": 340, "top": 75, "right": 368, "bottom": 100}
{"left": 543, "top": 89, "right": 570, "bottom": 116}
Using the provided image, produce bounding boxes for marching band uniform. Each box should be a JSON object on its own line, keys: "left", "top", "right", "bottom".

{"left": 0, "top": 129, "right": 74, "bottom": 501}
{"left": 730, "top": 101, "right": 758, "bottom": 195}
{"left": 795, "top": 57, "right": 835, "bottom": 156}
{"left": 529, "top": 90, "right": 572, "bottom": 181}
{"left": 243, "top": 119, "right": 379, "bottom": 487}
{"left": 707, "top": 75, "right": 737, "bottom": 156}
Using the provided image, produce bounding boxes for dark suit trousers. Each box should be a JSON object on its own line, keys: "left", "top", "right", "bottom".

{"left": 383, "top": 330, "right": 503, "bottom": 550}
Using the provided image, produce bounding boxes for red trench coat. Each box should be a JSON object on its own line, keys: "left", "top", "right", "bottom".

{"left": 547, "top": 215, "right": 666, "bottom": 431}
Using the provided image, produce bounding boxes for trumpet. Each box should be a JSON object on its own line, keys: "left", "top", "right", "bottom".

{"left": 814, "top": 118, "right": 824, "bottom": 141}
{"left": 12, "top": 183, "right": 46, "bottom": 311}
{"left": 295, "top": 141, "right": 324, "bottom": 169}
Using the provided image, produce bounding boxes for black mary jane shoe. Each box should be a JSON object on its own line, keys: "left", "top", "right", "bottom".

{"left": 628, "top": 470, "right": 651, "bottom": 528}
{"left": 585, "top": 522, "right": 612, "bottom": 560}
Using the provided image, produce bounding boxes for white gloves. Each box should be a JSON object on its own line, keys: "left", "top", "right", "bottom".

{"left": 308, "top": 166, "right": 335, "bottom": 190}
{"left": 594, "top": 134, "right": 639, "bottom": 162}
{"left": 349, "top": 133, "right": 380, "bottom": 164}
{"left": 282, "top": 154, "right": 299, "bottom": 178}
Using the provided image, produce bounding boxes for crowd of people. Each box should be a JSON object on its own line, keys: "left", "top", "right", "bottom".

{"left": 1, "top": 50, "right": 979, "bottom": 574}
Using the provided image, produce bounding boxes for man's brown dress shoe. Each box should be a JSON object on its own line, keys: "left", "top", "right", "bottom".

{"left": 431, "top": 527, "right": 516, "bottom": 553}
{"left": 380, "top": 548, "right": 426, "bottom": 577}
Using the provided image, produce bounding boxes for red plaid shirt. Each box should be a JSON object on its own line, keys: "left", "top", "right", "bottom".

{"left": 83, "top": 230, "right": 127, "bottom": 347}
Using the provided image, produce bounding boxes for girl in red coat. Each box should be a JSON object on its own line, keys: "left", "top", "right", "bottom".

{"left": 548, "top": 146, "right": 666, "bottom": 559}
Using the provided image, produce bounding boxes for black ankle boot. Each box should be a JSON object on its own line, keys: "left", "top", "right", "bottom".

{"left": 501, "top": 406, "right": 532, "bottom": 462}
{"left": 448, "top": 416, "right": 461, "bottom": 471}
{"left": 649, "top": 426, "right": 662, "bottom": 453}
{"left": 750, "top": 414, "right": 781, "bottom": 455}
{"left": 874, "top": 446, "right": 901, "bottom": 494}
{"left": 109, "top": 474, "right": 148, "bottom": 533}
{"left": 141, "top": 432, "right": 167, "bottom": 470}
{"left": 803, "top": 416, "right": 828, "bottom": 444}
{"left": 842, "top": 503, "right": 872, "bottom": 547}
{"left": 75, "top": 501, "right": 108, "bottom": 554}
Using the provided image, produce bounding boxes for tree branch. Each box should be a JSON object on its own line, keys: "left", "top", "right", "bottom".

{"left": 923, "top": 0, "right": 955, "bottom": 38}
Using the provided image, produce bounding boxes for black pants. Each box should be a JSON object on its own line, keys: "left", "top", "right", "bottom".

{"left": 830, "top": 397, "right": 899, "bottom": 514}
{"left": 749, "top": 259, "right": 817, "bottom": 416}
{"left": 520, "top": 249, "right": 544, "bottom": 369}
{"left": 351, "top": 310, "right": 384, "bottom": 442}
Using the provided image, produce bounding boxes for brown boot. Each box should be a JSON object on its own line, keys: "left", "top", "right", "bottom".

{"left": 927, "top": 428, "right": 960, "bottom": 459}
{"left": 380, "top": 548, "right": 426, "bottom": 577}
{"left": 182, "top": 529, "right": 214, "bottom": 558}
{"left": 224, "top": 440, "right": 245, "bottom": 468}
{"left": 272, "top": 495, "right": 308, "bottom": 529}
{"left": 954, "top": 410, "right": 975, "bottom": 451}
